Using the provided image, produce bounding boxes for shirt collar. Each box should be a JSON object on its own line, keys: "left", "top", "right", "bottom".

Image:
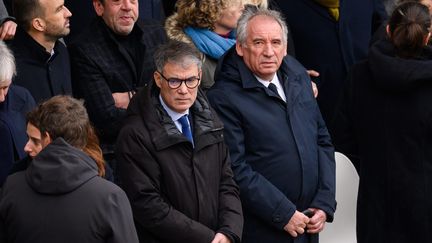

{"left": 254, "top": 74, "right": 287, "bottom": 102}
{"left": 254, "top": 74, "right": 280, "bottom": 88}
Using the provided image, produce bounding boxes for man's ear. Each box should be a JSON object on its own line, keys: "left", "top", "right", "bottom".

{"left": 386, "top": 24, "right": 391, "bottom": 38}
{"left": 32, "top": 18, "right": 45, "bottom": 32}
{"left": 425, "top": 32, "right": 431, "bottom": 45}
{"left": 236, "top": 41, "right": 244, "bottom": 57}
{"left": 93, "top": 0, "right": 105, "bottom": 17}
{"left": 154, "top": 71, "right": 162, "bottom": 89}
{"left": 42, "top": 131, "right": 52, "bottom": 148}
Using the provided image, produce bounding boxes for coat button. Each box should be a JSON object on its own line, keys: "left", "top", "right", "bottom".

{"left": 273, "top": 215, "right": 281, "bottom": 222}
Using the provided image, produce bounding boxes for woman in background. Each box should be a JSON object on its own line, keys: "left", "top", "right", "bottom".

{"left": 335, "top": 2, "right": 432, "bottom": 242}
{"left": 165, "top": 0, "right": 244, "bottom": 91}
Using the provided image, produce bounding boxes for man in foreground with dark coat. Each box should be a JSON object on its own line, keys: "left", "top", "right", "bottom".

{"left": 116, "top": 40, "right": 243, "bottom": 243}
{"left": 207, "top": 8, "right": 336, "bottom": 243}
{"left": 0, "top": 95, "right": 138, "bottom": 243}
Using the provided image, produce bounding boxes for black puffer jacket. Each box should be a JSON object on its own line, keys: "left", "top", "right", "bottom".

{"left": 116, "top": 83, "right": 243, "bottom": 243}
{"left": 0, "top": 138, "right": 138, "bottom": 243}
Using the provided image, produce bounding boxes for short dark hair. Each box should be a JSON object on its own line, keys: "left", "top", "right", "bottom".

{"left": 13, "top": 0, "right": 44, "bottom": 31}
{"left": 153, "top": 40, "right": 202, "bottom": 73}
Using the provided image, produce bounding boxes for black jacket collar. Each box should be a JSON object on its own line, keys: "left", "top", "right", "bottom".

{"left": 11, "top": 27, "right": 61, "bottom": 63}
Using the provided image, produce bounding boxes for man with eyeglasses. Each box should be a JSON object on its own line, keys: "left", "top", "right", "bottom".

{"left": 115, "top": 40, "right": 243, "bottom": 243}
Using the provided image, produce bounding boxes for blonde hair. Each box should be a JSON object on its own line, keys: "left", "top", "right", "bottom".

{"left": 174, "top": 0, "right": 242, "bottom": 30}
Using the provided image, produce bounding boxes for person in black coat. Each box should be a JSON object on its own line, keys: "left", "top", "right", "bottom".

{"left": 116, "top": 41, "right": 243, "bottom": 243}
{"left": 274, "top": 0, "right": 387, "bottom": 137}
{"left": 0, "top": 41, "right": 34, "bottom": 186}
{"left": 7, "top": 0, "right": 73, "bottom": 103}
{"left": 63, "top": 0, "right": 165, "bottom": 44}
{"left": 208, "top": 9, "right": 335, "bottom": 243}
{"left": 334, "top": 2, "right": 432, "bottom": 242}
{"left": 0, "top": 95, "right": 138, "bottom": 243}
{"left": 68, "top": 0, "right": 167, "bottom": 182}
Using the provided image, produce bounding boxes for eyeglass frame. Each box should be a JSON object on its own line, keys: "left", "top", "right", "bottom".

{"left": 156, "top": 71, "right": 201, "bottom": 89}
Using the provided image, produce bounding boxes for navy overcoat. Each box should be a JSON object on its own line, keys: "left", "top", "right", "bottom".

{"left": 208, "top": 47, "right": 336, "bottom": 243}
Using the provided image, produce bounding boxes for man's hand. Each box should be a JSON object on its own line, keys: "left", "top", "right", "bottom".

{"left": 112, "top": 92, "right": 131, "bottom": 109}
{"left": 0, "top": 20, "right": 17, "bottom": 40}
{"left": 283, "top": 210, "right": 310, "bottom": 237}
{"left": 210, "top": 232, "right": 231, "bottom": 243}
{"left": 306, "top": 70, "right": 319, "bottom": 98}
{"left": 306, "top": 208, "right": 327, "bottom": 234}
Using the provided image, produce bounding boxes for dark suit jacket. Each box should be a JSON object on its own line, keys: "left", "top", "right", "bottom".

{"left": 7, "top": 27, "right": 72, "bottom": 103}
{"left": 68, "top": 17, "right": 167, "bottom": 146}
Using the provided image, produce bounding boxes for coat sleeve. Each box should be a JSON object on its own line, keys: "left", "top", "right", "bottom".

{"left": 309, "top": 103, "right": 337, "bottom": 222}
{"left": 208, "top": 90, "right": 296, "bottom": 230}
{"left": 69, "top": 45, "right": 127, "bottom": 140}
{"left": 0, "top": 0, "right": 13, "bottom": 25}
{"left": 116, "top": 126, "right": 215, "bottom": 243}
{"left": 216, "top": 145, "right": 243, "bottom": 243}
{"left": 332, "top": 65, "right": 360, "bottom": 170}
{"left": 105, "top": 187, "right": 139, "bottom": 243}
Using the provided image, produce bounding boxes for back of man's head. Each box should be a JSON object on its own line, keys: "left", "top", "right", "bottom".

{"left": 13, "top": 0, "right": 43, "bottom": 32}
{"left": 26, "top": 95, "right": 90, "bottom": 149}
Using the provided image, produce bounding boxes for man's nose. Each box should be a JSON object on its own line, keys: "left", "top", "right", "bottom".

{"left": 24, "top": 140, "right": 31, "bottom": 154}
{"left": 177, "top": 82, "right": 189, "bottom": 94}
{"left": 64, "top": 6, "right": 72, "bottom": 18}
{"left": 0, "top": 90, "right": 5, "bottom": 102}
{"left": 263, "top": 43, "right": 275, "bottom": 56}
{"left": 121, "top": 0, "right": 133, "bottom": 10}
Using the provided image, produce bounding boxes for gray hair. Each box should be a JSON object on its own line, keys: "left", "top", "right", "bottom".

{"left": 153, "top": 40, "right": 202, "bottom": 73}
{"left": 0, "top": 41, "right": 16, "bottom": 85}
{"left": 236, "top": 8, "right": 288, "bottom": 46}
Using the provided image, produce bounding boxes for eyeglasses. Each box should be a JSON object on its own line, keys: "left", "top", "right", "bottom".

{"left": 157, "top": 71, "right": 200, "bottom": 89}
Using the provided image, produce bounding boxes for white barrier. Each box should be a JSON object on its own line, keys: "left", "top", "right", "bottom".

{"left": 320, "top": 152, "right": 358, "bottom": 243}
